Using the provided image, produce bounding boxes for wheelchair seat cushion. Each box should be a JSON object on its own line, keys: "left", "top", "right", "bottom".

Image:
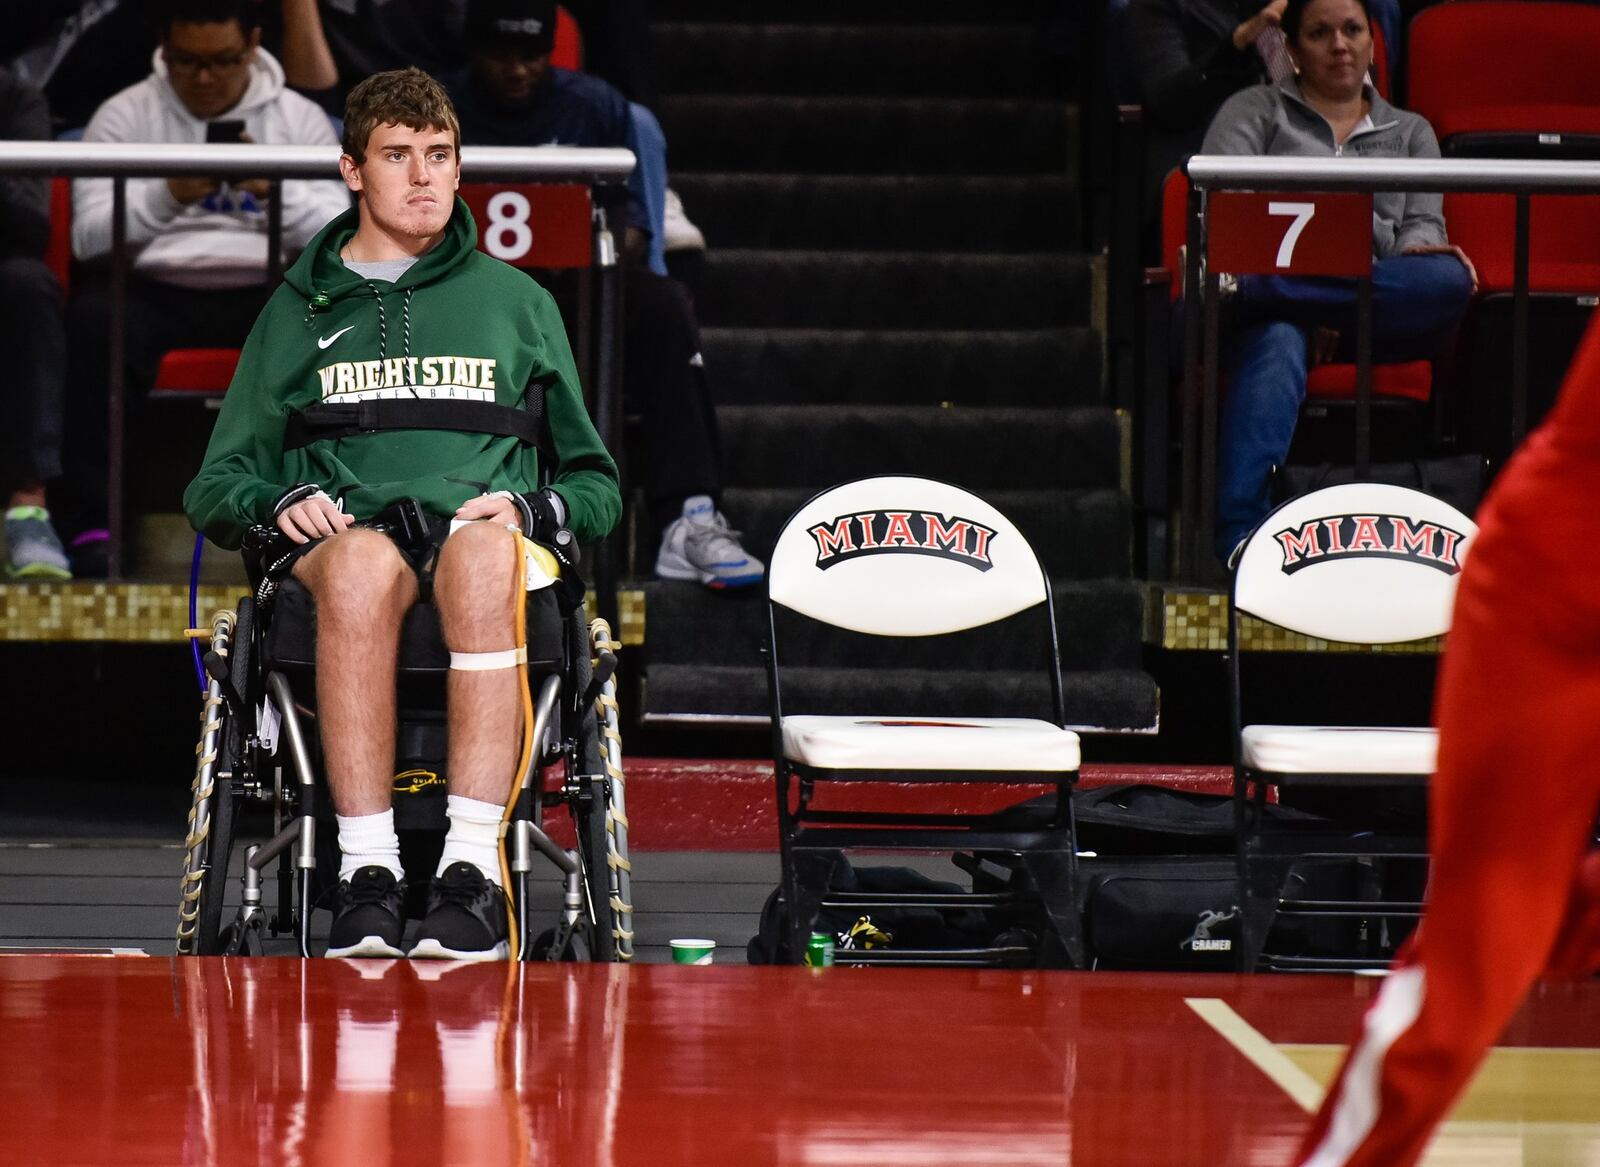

{"left": 265, "top": 578, "right": 449, "bottom": 672}
{"left": 262, "top": 578, "right": 565, "bottom": 676}
{"left": 781, "top": 714, "right": 1081, "bottom": 774}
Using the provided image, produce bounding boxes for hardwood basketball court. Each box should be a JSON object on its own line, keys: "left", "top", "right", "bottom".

{"left": 4, "top": 953, "right": 1597, "bottom": 1165}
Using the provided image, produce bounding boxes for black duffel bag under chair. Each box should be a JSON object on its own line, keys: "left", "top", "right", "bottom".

{"left": 1000, "top": 785, "right": 1424, "bottom": 971}
{"left": 747, "top": 857, "right": 1039, "bottom": 967}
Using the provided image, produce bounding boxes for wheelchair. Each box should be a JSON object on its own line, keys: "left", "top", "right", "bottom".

{"left": 174, "top": 519, "right": 634, "bottom": 962}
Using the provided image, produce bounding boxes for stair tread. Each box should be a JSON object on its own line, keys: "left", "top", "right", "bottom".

{"left": 651, "top": 0, "right": 1050, "bottom": 19}
{"left": 717, "top": 406, "right": 1124, "bottom": 490}
{"left": 643, "top": 663, "right": 1161, "bottom": 733}
{"left": 697, "top": 251, "right": 1091, "bottom": 329}
{"left": 660, "top": 96, "right": 1077, "bottom": 175}
{"left": 675, "top": 173, "right": 1079, "bottom": 250}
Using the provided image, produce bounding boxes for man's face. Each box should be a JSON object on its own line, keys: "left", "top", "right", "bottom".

{"left": 340, "top": 123, "right": 460, "bottom": 243}
{"left": 163, "top": 20, "right": 259, "bottom": 120}
{"left": 472, "top": 41, "right": 552, "bottom": 111}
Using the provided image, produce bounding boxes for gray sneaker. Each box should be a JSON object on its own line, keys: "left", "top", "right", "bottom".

{"left": 4, "top": 507, "right": 71, "bottom": 580}
{"left": 655, "top": 507, "right": 764, "bottom": 589}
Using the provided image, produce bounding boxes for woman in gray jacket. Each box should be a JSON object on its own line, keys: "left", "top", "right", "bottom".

{"left": 1202, "top": 0, "right": 1475, "bottom": 562}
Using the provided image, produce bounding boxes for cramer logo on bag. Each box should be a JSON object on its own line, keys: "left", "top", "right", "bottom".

{"left": 808, "top": 509, "right": 998, "bottom": 572}
{"left": 1274, "top": 513, "right": 1467, "bottom": 577}
{"left": 1180, "top": 907, "right": 1240, "bottom": 953}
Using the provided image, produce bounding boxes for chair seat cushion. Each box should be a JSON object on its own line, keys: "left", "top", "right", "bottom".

{"left": 781, "top": 715, "right": 1081, "bottom": 773}
{"left": 1241, "top": 724, "right": 1437, "bottom": 775}
{"left": 1306, "top": 360, "right": 1432, "bottom": 403}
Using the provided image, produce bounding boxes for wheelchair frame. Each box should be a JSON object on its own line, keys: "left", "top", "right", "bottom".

{"left": 176, "top": 596, "right": 634, "bottom": 962}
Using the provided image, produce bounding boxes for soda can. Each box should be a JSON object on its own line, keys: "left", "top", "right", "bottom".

{"left": 805, "top": 932, "right": 835, "bottom": 967}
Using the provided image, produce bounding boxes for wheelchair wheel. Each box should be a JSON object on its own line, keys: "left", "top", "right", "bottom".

{"left": 215, "top": 914, "right": 263, "bottom": 957}
{"left": 528, "top": 926, "right": 591, "bottom": 962}
{"left": 177, "top": 604, "right": 248, "bottom": 956}
{"left": 574, "top": 773, "right": 617, "bottom": 962}
{"left": 581, "top": 619, "right": 634, "bottom": 962}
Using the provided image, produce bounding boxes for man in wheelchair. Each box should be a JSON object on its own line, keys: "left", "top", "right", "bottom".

{"left": 183, "top": 67, "right": 620, "bottom": 960}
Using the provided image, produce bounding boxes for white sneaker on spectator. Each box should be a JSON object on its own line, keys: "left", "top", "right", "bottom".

{"left": 655, "top": 495, "right": 763, "bottom": 589}
{"left": 662, "top": 188, "right": 706, "bottom": 253}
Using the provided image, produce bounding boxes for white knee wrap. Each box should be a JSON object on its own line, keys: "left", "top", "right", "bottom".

{"left": 449, "top": 647, "right": 528, "bottom": 671}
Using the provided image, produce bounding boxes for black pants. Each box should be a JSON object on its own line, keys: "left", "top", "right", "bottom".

{"left": 55, "top": 271, "right": 270, "bottom": 537}
{"left": 546, "top": 267, "right": 723, "bottom": 532}
{"left": 0, "top": 256, "right": 66, "bottom": 497}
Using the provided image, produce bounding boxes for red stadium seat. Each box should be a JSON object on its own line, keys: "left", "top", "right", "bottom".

{"left": 1408, "top": 1, "right": 1600, "bottom": 149}
{"left": 1159, "top": 168, "right": 1434, "bottom": 403}
{"left": 45, "top": 177, "right": 72, "bottom": 292}
{"left": 48, "top": 177, "right": 239, "bottom": 399}
{"left": 151, "top": 348, "right": 243, "bottom": 396}
{"left": 552, "top": 5, "right": 583, "bottom": 70}
{"left": 1442, "top": 192, "right": 1600, "bottom": 296}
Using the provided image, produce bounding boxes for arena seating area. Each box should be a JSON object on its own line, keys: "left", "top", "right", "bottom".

{"left": 2, "top": 0, "right": 1593, "bottom": 943}
{"left": 6, "top": 1, "right": 1600, "bottom": 1161}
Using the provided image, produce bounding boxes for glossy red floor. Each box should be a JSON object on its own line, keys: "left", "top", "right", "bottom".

{"left": 5, "top": 955, "right": 1599, "bottom": 1165}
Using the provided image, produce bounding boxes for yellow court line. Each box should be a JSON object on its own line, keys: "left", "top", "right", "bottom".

{"left": 1185, "top": 996, "right": 1326, "bottom": 1113}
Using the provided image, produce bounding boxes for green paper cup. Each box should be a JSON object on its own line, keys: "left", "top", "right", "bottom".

{"left": 670, "top": 938, "right": 716, "bottom": 965}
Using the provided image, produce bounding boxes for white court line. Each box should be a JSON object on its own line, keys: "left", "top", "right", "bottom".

{"left": 1186, "top": 996, "right": 1326, "bottom": 1113}
{"left": 1189, "top": 999, "right": 1600, "bottom": 1165}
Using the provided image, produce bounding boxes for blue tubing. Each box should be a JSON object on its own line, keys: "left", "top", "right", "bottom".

{"left": 189, "top": 532, "right": 206, "bottom": 695}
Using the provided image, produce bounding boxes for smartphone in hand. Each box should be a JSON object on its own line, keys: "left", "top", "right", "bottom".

{"left": 205, "top": 119, "right": 246, "bottom": 144}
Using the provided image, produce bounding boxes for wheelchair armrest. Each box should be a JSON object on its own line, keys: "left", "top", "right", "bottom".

{"left": 241, "top": 523, "right": 293, "bottom": 591}
{"left": 201, "top": 646, "right": 249, "bottom": 721}
{"left": 582, "top": 642, "right": 618, "bottom": 708}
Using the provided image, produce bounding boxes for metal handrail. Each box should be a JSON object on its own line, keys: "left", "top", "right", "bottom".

{"left": 0, "top": 141, "right": 634, "bottom": 580}
{"left": 1172, "top": 154, "right": 1598, "bottom": 580}
{"left": 0, "top": 140, "right": 636, "bottom": 181}
{"left": 1187, "top": 154, "right": 1600, "bottom": 192}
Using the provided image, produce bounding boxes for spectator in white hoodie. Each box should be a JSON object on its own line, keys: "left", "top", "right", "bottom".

{"left": 57, "top": 0, "right": 349, "bottom": 575}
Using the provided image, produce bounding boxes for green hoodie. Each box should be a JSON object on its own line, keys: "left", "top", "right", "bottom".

{"left": 183, "top": 198, "right": 621, "bottom": 549}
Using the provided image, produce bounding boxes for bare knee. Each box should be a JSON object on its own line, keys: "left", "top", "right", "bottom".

{"left": 435, "top": 521, "right": 520, "bottom": 643}
{"left": 294, "top": 528, "right": 416, "bottom": 622}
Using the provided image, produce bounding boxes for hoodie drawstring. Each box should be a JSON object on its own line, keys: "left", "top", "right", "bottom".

{"left": 367, "top": 283, "right": 417, "bottom": 361}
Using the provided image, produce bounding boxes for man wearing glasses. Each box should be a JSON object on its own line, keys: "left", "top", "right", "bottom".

{"left": 55, "top": 0, "right": 349, "bottom": 577}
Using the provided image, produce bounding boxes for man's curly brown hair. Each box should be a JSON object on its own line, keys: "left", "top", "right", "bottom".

{"left": 341, "top": 67, "right": 460, "bottom": 163}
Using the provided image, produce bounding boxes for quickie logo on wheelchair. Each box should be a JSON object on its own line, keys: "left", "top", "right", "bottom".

{"left": 806, "top": 509, "right": 999, "bottom": 572}
{"left": 1273, "top": 513, "right": 1468, "bottom": 576}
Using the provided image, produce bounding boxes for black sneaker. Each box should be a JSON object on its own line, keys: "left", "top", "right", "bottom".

{"left": 408, "top": 862, "right": 511, "bottom": 962}
{"left": 326, "top": 866, "right": 407, "bottom": 958}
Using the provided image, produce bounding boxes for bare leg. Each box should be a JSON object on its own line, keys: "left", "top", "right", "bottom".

{"left": 292, "top": 528, "right": 417, "bottom": 816}
{"left": 433, "top": 521, "right": 525, "bottom": 804}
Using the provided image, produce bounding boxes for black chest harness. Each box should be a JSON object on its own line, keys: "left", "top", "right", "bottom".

{"left": 282, "top": 391, "right": 548, "bottom": 453}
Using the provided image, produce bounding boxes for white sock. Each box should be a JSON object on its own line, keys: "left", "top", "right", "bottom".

{"left": 681, "top": 494, "right": 715, "bottom": 524}
{"left": 336, "top": 809, "right": 403, "bottom": 883}
{"left": 438, "top": 795, "right": 505, "bottom": 886}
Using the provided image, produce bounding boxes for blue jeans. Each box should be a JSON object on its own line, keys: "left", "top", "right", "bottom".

{"left": 628, "top": 102, "right": 670, "bottom": 277}
{"left": 1215, "top": 253, "right": 1473, "bottom": 561}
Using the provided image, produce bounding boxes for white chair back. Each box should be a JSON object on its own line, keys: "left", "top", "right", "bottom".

{"left": 768, "top": 476, "right": 1047, "bottom": 637}
{"left": 1233, "top": 483, "right": 1477, "bottom": 643}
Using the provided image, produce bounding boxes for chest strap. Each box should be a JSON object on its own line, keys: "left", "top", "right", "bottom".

{"left": 283, "top": 399, "right": 544, "bottom": 452}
